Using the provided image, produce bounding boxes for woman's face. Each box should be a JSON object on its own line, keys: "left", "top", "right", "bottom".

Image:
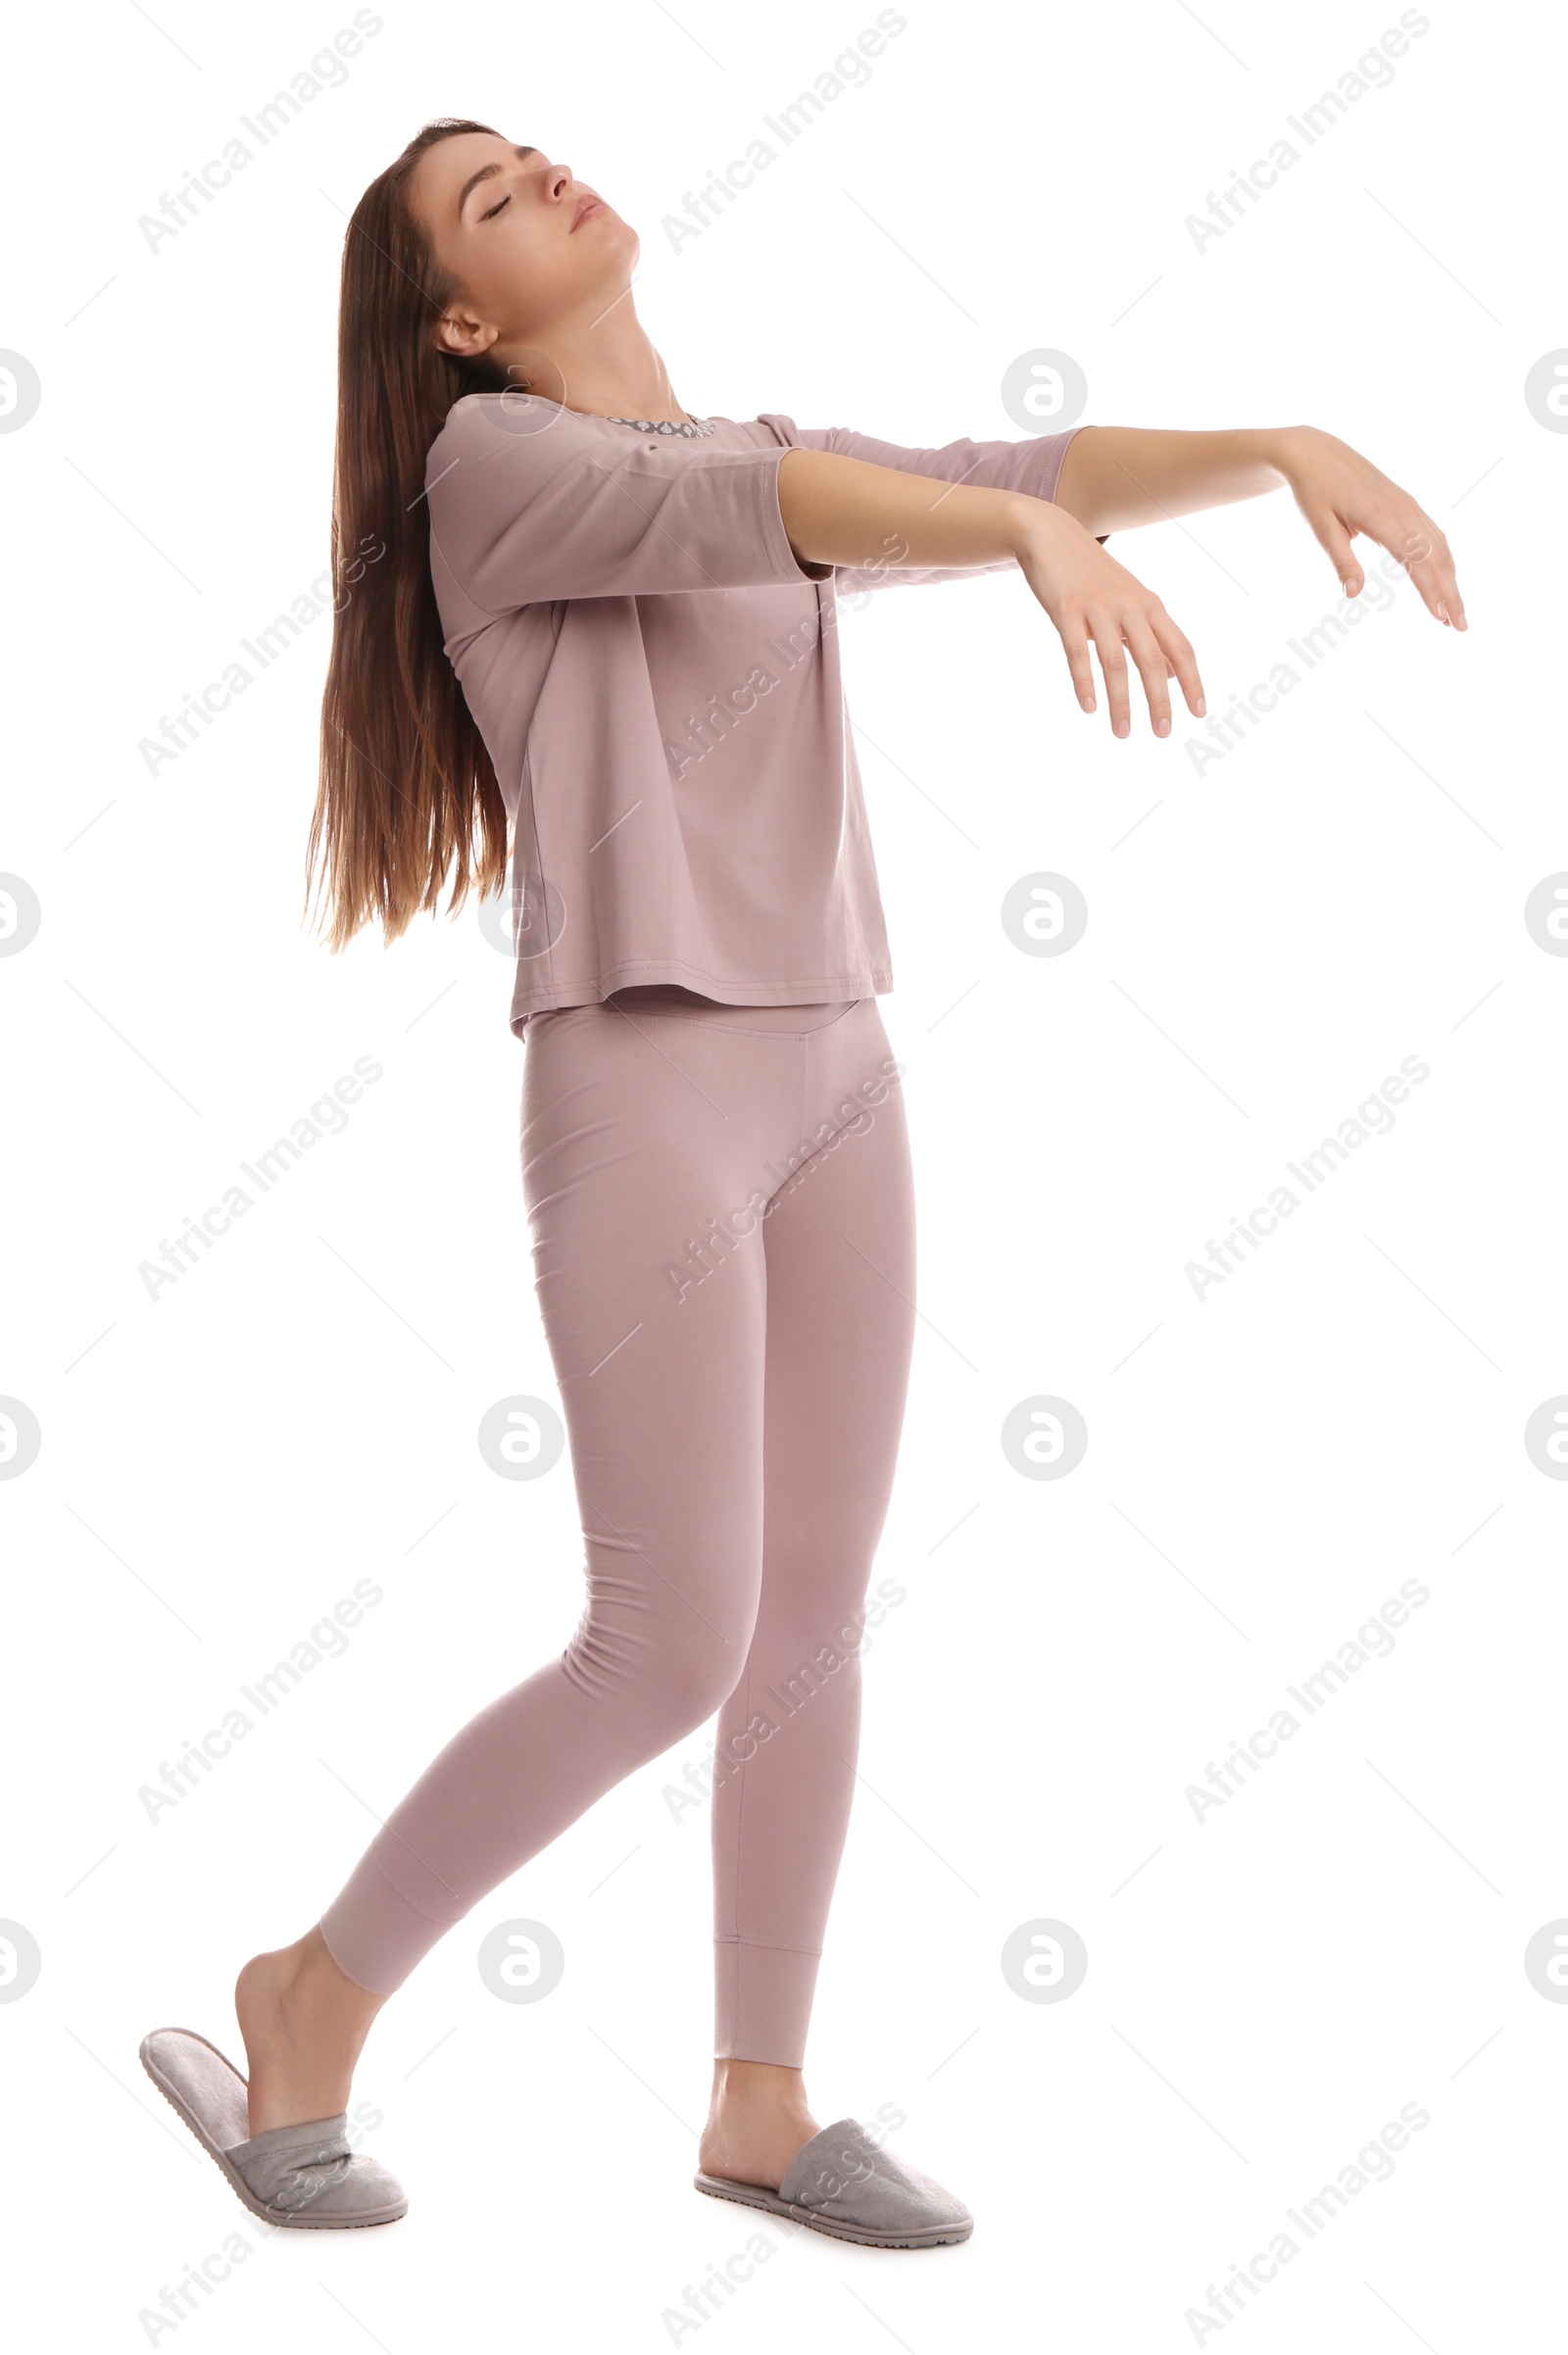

{"left": 411, "top": 133, "right": 638, "bottom": 366}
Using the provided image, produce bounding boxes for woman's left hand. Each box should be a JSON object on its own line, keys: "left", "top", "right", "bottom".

{"left": 1277, "top": 424, "right": 1466, "bottom": 629}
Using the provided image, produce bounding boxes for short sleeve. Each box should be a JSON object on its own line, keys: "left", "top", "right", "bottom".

{"left": 763, "top": 417, "right": 1094, "bottom": 592}
{"left": 425, "top": 397, "right": 829, "bottom": 613}
{"left": 797, "top": 421, "right": 1086, "bottom": 505}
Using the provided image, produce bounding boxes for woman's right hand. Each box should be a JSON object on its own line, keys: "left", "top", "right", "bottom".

{"left": 1010, "top": 502, "right": 1206, "bottom": 739}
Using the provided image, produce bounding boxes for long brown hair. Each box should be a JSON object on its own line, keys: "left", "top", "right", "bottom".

{"left": 306, "top": 118, "right": 513, "bottom": 952}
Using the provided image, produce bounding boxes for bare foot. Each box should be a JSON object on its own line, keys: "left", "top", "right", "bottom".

{"left": 698, "top": 2059, "right": 820, "bottom": 2190}
{"left": 234, "top": 1927, "right": 389, "bottom": 2136}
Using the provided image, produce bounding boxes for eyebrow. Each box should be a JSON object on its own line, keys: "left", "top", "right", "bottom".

{"left": 456, "top": 145, "right": 539, "bottom": 221}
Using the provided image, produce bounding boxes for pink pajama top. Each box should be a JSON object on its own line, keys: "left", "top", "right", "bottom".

{"left": 422, "top": 396, "right": 1085, "bottom": 1033}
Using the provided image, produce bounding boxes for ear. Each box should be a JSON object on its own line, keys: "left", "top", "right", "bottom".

{"left": 433, "top": 305, "right": 498, "bottom": 363}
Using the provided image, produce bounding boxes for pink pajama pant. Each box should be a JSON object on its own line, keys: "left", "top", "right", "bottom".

{"left": 318, "top": 986, "right": 916, "bottom": 2066}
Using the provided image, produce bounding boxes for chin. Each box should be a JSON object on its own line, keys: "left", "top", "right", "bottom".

{"left": 603, "top": 215, "right": 639, "bottom": 266}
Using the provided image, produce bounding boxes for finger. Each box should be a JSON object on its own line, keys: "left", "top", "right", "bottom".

{"left": 1432, "top": 541, "right": 1466, "bottom": 629}
{"left": 1147, "top": 605, "right": 1206, "bottom": 716}
{"left": 1398, "top": 518, "right": 1467, "bottom": 630}
{"left": 1307, "top": 507, "right": 1364, "bottom": 596}
{"left": 1434, "top": 551, "right": 1467, "bottom": 630}
{"left": 1122, "top": 619, "right": 1174, "bottom": 736}
{"left": 1056, "top": 615, "right": 1099, "bottom": 712}
{"left": 1086, "top": 611, "right": 1132, "bottom": 736}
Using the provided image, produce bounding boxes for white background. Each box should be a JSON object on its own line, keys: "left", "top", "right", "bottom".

{"left": 3, "top": 0, "right": 1564, "bottom": 2347}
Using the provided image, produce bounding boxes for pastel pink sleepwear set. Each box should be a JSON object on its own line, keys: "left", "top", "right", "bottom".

{"left": 318, "top": 396, "right": 1083, "bottom": 2062}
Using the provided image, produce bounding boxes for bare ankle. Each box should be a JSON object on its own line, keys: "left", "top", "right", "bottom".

{"left": 286, "top": 1928, "right": 368, "bottom": 2013}
{"left": 236, "top": 1930, "right": 386, "bottom": 2065}
{"left": 241, "top": 1928, "right": 366, "bottom": 2006}
{"left": 699, "top": 2062, "right": 819, "bottom": 2188}
{"left": 707, "top": 2059, "right": 815, "bottom": 2130}
{"left": 235, "top": 1930, "right": 388, "bottom": 2135}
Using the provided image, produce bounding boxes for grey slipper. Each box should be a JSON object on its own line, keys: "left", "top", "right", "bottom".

{"left": 139, "top": 2026, "right": 407, "bottom": 2230}
{"left": 695, "top": 2115, "right": 972, "bottom": 2248}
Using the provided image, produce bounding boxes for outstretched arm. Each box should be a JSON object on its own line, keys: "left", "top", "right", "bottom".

{"left": 776, "top": 416, "right": 1465, "bottom": 740}
{"left": 776, "top": 444, "right": 1204, "bottom": 739}
{"left": 1053, "top": 424, "right": 1466, "bottom": 630}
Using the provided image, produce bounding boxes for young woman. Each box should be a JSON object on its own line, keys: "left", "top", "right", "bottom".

{"left": 140, "top": 118, "right": 1465, "bottom": 2244}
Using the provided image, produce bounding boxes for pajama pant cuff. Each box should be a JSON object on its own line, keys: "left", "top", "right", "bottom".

{"left": 318, "top": 1849, "right": 465, "bottom": 1997}
{"left": 712, "top": 1936, "right": 823, "bottom": 2068}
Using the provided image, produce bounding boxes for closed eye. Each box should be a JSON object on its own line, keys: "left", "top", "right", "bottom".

{"left": 480, "top": 191, "right": 512, "bottom": 222}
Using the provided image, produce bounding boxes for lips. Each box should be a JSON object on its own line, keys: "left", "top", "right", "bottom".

{"left": 571, "top": 196, "right": 607, "bottom": 231}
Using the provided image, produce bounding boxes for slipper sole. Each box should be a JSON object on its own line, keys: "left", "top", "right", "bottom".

{"left": 693, "top": 2169, "right": 972, "bottom": 2247}
{"left": 139, "top": 2030, "right": 407, "bottom": 2231}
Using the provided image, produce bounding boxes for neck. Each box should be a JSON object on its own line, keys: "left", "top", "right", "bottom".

{"left": 506, "top": 295, "right": 691, "bottom": 423}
